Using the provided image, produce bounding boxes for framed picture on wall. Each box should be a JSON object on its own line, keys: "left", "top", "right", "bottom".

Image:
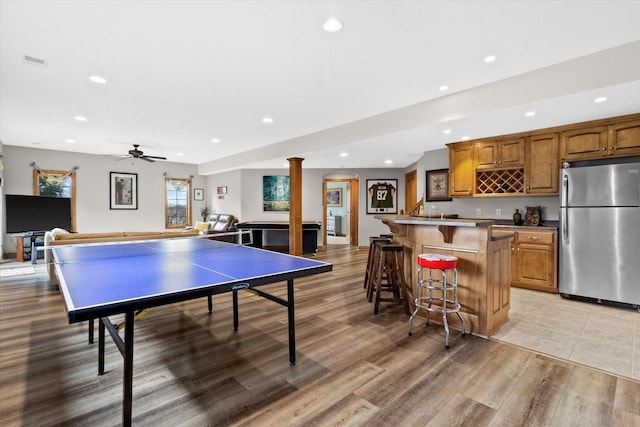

{"left": 326, "top": 188, "right": 342, "bottom": 207}
{"left": 366, "top": 179, "right": 397, "bottom": 214}
{"left": 194, "top": 188, "right": 204, "bottom": 201}
{"left": 426, "top": 169, "right": 452, "bottom": 201}
{"left": 109, "top": 172, "right": 138, "bottom": 210}
{"left": 263, "top": 175, "right": 290, "bottom": 211}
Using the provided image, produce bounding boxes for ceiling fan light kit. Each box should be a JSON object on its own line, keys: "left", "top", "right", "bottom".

{"left": 120, "top": 144, "right": 167, "bottom": 162}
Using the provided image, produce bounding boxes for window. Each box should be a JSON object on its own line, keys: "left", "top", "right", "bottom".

{"left": 165, "top": 178, "right": 191, "bottom": 228}
{"left": 33, "top": 169, "right": 76, "bottom": 231}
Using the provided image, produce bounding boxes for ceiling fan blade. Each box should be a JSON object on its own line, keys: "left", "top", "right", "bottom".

{"left": 116, "top": 155, "right": 132, "bottom": 161}
{"left": 142, "top": 155, "right": 167, "bottom": 160}
{"left": 141, "top": 157, "right": 155, "bottom": 162}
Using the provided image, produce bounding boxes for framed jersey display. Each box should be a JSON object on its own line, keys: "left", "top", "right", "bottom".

{"left": 426, "top": 169, "right": 452, "bottom": 202}
{"left": 366, "top": 179, "right": 397, "bottom": 214}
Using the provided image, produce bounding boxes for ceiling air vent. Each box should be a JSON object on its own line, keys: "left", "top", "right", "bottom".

{"left": 23, "top": 54, "right": 47, "bottom": 68}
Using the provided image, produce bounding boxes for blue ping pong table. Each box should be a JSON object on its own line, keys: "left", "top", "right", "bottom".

{"left": 52, "top": 237, "right": 332, "bottom": 426}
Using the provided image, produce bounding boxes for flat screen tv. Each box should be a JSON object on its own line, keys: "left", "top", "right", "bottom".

{"left": 5, "top": 194, "right": 72, "bottom": 234}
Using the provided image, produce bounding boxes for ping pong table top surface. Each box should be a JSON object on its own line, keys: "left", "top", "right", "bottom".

{"left": 52, "top": 237, "right": 332, "bottom": 322}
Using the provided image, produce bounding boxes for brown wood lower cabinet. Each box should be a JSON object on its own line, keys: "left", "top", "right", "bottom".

{"left": 509, "top": 228, "right": 558, "bottom": 293}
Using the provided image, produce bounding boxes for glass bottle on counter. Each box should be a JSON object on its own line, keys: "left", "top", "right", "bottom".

{"left": 513, "top": 208, "right": 522, "bottom": 225}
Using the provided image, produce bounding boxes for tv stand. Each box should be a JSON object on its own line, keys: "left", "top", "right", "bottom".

{"left": 16, "top": 231, "right": 46, "bottom": 263}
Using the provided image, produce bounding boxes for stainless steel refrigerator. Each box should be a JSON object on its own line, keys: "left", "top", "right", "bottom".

{"left": 559, "top": 158, "right": 640, "bottom": 307}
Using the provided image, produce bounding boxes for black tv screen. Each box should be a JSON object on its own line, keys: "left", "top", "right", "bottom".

{"left": 5, "top": 194, "right": 72, "bottom": 234}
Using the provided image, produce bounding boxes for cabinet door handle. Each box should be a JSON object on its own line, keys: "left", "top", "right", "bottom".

{"left": 602, "top": 147, "right": 606, "bottom": 151}
{"left": 528, "top": 236, "right": 541, "bottom": 240}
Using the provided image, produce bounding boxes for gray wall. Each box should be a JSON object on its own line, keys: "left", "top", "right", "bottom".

{"left": 206, "top": 167, "right": 406, "bottom": 246}
{"left": 2, "top": 144, "right": 561, "bottom": 257}
{"left": 2, "top": 145, "right": 206, "bottom": 255}
{"left": 416, "top": 148, "right": 559, "bottom": 222}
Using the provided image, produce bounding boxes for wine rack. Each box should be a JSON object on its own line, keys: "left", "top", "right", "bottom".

{"left": 476, "top": 169, "right": 524, "bottom": 194}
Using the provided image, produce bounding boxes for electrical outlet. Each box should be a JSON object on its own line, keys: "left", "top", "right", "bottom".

{"left": 496, "top": 208, "right": 502, "bottom": 216}
{"left": 475, "top": 208, "right": 482, "bottom": 216}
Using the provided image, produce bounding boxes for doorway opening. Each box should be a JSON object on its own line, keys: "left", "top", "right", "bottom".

{"left": 323, "top": 177, "right": 359, "bottom": 248}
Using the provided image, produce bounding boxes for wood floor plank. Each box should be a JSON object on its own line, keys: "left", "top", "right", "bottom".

{"left": 463, "top": 342, "right": 535, "bottom": 408}
{"left": 549, "top": 365, "right": 616, "bottom": 426}
{"left": 487, "top": 355, "right": 572, "bottom": 426}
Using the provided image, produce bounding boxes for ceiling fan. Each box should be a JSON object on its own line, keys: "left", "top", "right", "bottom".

{"left": 118, "top": 144, "right": 167, "bottom": 162}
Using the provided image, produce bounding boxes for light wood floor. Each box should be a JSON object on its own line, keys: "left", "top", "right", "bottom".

{"left": 1, "top": 245, "right": 639, "bottom": 426}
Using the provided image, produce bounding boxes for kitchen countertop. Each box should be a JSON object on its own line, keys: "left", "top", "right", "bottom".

{"left": 491, "top": 221, "right": 558, "bottom": 230}
{"left": 382, "top": 214, "right": 494, "bottom": 227}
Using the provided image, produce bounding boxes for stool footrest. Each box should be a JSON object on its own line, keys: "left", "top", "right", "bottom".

{"left": 410, "top": 255, "right": 465, "bottom": 348}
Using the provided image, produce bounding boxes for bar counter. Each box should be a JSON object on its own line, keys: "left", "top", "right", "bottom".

{"left": 376, "top": 215, "right": 511, "bottom": 337}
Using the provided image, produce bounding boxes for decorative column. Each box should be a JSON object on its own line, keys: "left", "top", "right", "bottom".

{"left": 287, "top": 157, "right": 304, "bottom": 256}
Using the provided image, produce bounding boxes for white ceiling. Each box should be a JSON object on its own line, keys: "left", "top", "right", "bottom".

{"left": 1, "top": 1, "right": 639, "bottom": 174}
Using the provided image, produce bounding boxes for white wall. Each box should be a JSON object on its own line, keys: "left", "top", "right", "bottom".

{"left": 2, "top": 146, "right": 206, "bottom": 255}
{"left": 205, "top": 169, "right": 242, "bottom": 220}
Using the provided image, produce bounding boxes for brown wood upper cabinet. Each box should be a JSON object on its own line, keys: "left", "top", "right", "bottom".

{"left": 447, "top": 113, "right": 640, "bottom": 197}
{"left": 474, "top": 138, "right": 524, "bottom": 170}
{"left": 525, "top": 133, "right": 559, "bottom": 194}
{"left": 560, "top": 118, "right": 640, "bottom": 161}
{"left": 448, "top": 141, "right": 474, "bottom": 196}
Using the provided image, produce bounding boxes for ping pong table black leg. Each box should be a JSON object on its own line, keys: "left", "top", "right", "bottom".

{"left": 207, "top": 295, "right": 213, "bottom": 313}
{"left": 123, "top": 311, "right": 134, "bottom": 427}
{"left": 287, "top": 279, "right": 296, "bottom": 365}
{"left": 232, "top": 290, "right": 239, "bottom": 331}
{"left": 98, "top": 318, "right": 105, "bottom": 375}
{"left": 89, "top": 318, "right": 95, "bottom": 344}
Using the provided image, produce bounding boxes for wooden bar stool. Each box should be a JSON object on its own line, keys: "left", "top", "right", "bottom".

{"left": 363, "top": 236, "right": 392, "bottom": 293}
{"left": 372, "top": 243, "right": 410, "bottom": 315}
{"left": 409, "top": 253, "right": 465, "bottom": 348}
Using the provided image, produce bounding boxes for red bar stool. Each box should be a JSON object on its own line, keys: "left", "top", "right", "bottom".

{"left": 409, "top": 253, "right": 465, "bottom": 348}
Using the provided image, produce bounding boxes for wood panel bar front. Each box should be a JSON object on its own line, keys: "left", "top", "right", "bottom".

{"left": 376, "top": 215, "right": 511, "bottom": 337}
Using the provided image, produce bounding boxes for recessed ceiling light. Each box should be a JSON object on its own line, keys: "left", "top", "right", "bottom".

{"left": 176, "top": 152, "right": 184, "bottom": 156}
{"left": 211, "top": 138, "right": 221, "bottom": 143}
{"left": 594, "top": 96, "right": 607, "bottom": 103}
{"left": 385, "top": 160, "right": 393, "bottom": 165}
{"left": 461, "top": 136, "right": 470, "bottom": 140}
{"left": 74, "top": 115, "right": 87, "bottom": 121}
{"left": 484, "top": 55, "right": 496, "bottom": 63}
{"left": 339, "top": 152, "right": 348, "bottom": 157}
{"left": 323, "top": 18, "right": 343, "bottom": 32}
{"left": 439, "top": 85, "right": 449, "bottom": 91}
{"left": 262, "top": 117, "right": 274, "bottom": 124}
{"left": 65, "top": 139, "right": 76, "bottom": 144}
{"left": 443, "top": 129, "right": 452, "bottom": 134}
{"left": 525, "top": 111, "right": 536, "bottom": 117}
{"left": 89, "top": 75, "right": 107, "bottom": 84}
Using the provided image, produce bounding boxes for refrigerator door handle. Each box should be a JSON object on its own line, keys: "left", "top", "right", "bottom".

{"left": 562, "top": 174, "right": 569, "bottom": 207}
{"left": 562, "top": 174, "right": 569, "bottom": 243}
